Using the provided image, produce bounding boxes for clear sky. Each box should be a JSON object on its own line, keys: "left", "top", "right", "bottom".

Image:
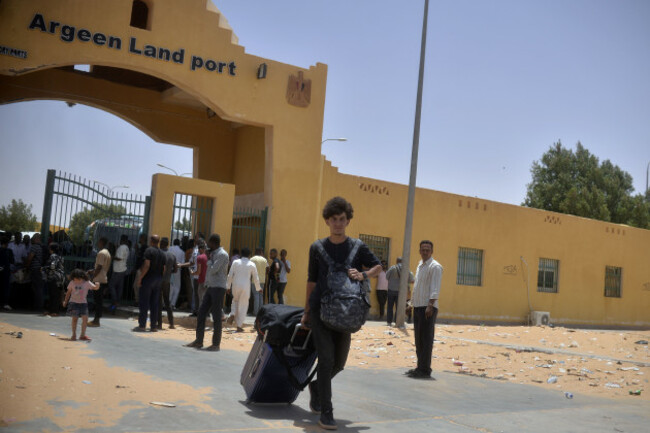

{"left": 1, "top": 0, "right": 649, "bottom": 220}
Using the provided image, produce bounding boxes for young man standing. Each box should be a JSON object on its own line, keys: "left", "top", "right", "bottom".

{"left": 134, "top": 235, "right": 166, "bottom": 332}
{"left": 301, "top": 196, "right": 381, "bottom": 430}
{"left": 385, "top": 257, "right": 414, "bottom": 326}
{"left": 249, "top": 248, "right": 269, "bottom": 315}
{"left": 88, "top": 237, "right": 111, "bottom": 327}
{"left": 277, "top": 249, "right": 291, "bottom": 303}
{"left": 267, "top": 248, "right": 281, "bottom": 303}
{"left": 185, "top": 234, "right": 229, "bottom": 351}
{"left": 108, "top": 235, "right": 129, "bottom": 313}
{"left": 158, "top": 237, "right": 176, "bottom": 330}
{"left": 406, "top": 240, "right": 443, "bottom": 379}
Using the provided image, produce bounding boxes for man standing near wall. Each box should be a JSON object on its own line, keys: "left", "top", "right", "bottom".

{"left": 277, "top": 249, "right": 291, "bottom": 304}
{"left": 133, "top": 233, "right": 148, "bottom": 304}
{"left": 406, "top": 240, "right": 442, "bottom": 379}
{"left": 375, "top": 260, "right": 388, "bottom": 320}
{"left": 108, "top": 235, "right": 129, "bottom": 313}
{"left": 226, "top": 247, "right": 261, "bottom": 332}
{"left": 249, "top": 247, "right": 268, "bottom": 315}
{"left": 267, "top": 248, "right": 281, "bottom": 303}
{"left": 88, "top": 237, "right": 111, "bottom": 327}
{"left": 385, "top": 257, "right": 414, "bottom": 326}
{"left": 158, "top": 237, "right": 176, "bottom": 330}
{"left": 185, "top": 233, "right": 229, "bottom": 351}
{"left": 169, "top": 238, "right": 184, "bottom": 308}
{"left": 134, "top": 235, "right": 166, "bottom": 332}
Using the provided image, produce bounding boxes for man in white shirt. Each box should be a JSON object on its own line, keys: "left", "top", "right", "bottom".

{"left": 406, "top": 240, "right": 442, "bottom": 379}
{"left": 108, "top": 235, "right": 129, "bottom": 313}
{"left": 169, "top": 239, "right": 185, "bottom": 308}
{"left": 226, "top": 247, "right": 261, "bottom": 332}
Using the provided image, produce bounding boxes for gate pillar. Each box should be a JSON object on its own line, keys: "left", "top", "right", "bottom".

{"left": 149, "top": 174, "right": 235, "bottom": 249}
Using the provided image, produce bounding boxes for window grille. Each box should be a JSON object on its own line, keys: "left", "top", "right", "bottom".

{"left": 604, "top": 266, "right": 622, "bottom": 298}
{"left": 537, "top": 258, "right": 559, "bottom": 293}
{"left": 457, "top": 247, "right": 483, "bottom": 286}
{"left": 359, "top": 234, "right": 390, "bottom": 263}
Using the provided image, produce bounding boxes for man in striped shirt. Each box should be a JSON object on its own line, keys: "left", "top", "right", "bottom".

{"left": 406, "top": 240, "right": 443, "bottom": 379}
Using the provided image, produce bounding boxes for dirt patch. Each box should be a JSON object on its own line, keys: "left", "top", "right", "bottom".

{"left": 144, "top": 317, "right": 650, "bottom": 401}
{"left": 0, "top": 322, "right": 219, "bottom": 430}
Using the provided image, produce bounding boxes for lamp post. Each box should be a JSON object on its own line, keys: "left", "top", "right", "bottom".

{"left": 156, "top": 163, "right": 192, "bottom": 177}
{"left": 645, "top": 162, "right": 650, "bottom": 200}
{"left": 395, "top": 0, "right": 430, "bottom": 329}
{"left": 646, "top": 161, "right": 649, "bottom": 199}
{"left": 321, "top": 138, "right": 348, "bottom": 144}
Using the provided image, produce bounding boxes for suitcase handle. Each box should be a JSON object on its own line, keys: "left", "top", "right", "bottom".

{"left": 248, "top": 331, "right": 268, "bottom": 379}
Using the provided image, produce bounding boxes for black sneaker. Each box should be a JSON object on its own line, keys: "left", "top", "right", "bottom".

{"left": 407, "top": 369, "right": 434, "bottom": 380}
{"left": 318, "top": 411, "right": 337, "bottom": 430}
{"left": 308, "top": 381, "right": 321, "bottom": 414}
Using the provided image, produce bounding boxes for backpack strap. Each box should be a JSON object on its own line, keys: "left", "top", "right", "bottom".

{"left": 344, "top": 238, "right": 362, "bottom": 268}
{"left": 314, "top": 239, "right": 334, "bottom": 268}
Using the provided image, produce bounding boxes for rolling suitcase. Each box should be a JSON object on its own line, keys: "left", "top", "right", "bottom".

{"left": 241, "top": 324, "right": 317, "bottom": 404}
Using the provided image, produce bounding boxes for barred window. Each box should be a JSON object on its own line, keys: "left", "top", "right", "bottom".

{"left": 604, "top": 266, "right": 622, "bottom": 298}
{"left": 537, "top": 258, "right": 559, "bottom": 293}
{"left": 456, "top": 247, "right": 483, "bottom": 286}
{"left": 359, "top": 234, "right": 390, "bottom": 263}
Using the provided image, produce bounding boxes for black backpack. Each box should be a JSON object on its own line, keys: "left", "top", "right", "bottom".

{"left": 314, "top": 238, "right": 370, "bottom": 333}
{"left": 255, "top": 304, "right": 304, "bottom": 347}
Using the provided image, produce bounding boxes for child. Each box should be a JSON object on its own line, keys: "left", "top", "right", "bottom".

{"left": 62, "top": 269, "right": 98, "bottom": 341}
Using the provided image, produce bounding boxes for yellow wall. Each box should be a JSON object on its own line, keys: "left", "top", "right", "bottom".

{"left": 316, "top": 159, "right": 650, "bottom": 327}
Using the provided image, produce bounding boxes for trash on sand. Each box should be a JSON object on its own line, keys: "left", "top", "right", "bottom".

{"left": 564, "top": 392, "right": 573, "bottom": 399}
{"left": 580, "top": 368, "right": 593, "bottom": 374}
{"left": 363, "top": 352, "right": 379, "bottom": 358}
{"left": 16, "top": 332, "right": 22, "bottom": 339}
{"left": 49, "top": 333, "right": 57, "bottom": 337}
{"left": 63, "top": 366, "right": 71, "bottom": 370}
{"left": 619, "top": 367, "right": 640, "bottom": 371}
{"left": 453, "top": 359, "right": 464, "bottom": 366}
{"left": 569, "top": 341, "right": 579, "bottom": 348}
{"left": 150, "top": 401, "right": 176, "bottom": 408}
{"left": 82, "top": 380, "right": 91, "bottom": 385}
{"left": 628, "top": 390, "right": 642, "bottom": 396}
{"left": 547, "top": 376, "right": 558, "bottom": 384}
{"left": 387, "top": 341, "right": 394, "bottom": 346}
{"left": 634, "top": 340, "right": 648, "bottom": 345}
{"left": 115, "top": 385, "right": 129, "bottom": 389}
{"left": 604, "top": 383, "right": 621, "bottom": 389}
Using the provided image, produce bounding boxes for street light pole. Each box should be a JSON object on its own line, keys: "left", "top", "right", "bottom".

{"left": 395, "top": 0, "right": 430, "bottom": 329}
{"left": 321, "top": 138, "right": 348, "bottom": 144}
{"left": 645, "top": 162, "right": 650, "bottom": 200}
{"left": 156, "top": 163, "right": 179, "bottom": 176}
{"left": 646, "top": 161, "right": 649, "bottom": 198}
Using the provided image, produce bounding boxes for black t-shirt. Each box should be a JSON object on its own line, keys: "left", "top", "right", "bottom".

{"left": 308, "top": 237, "right": 380, "bottom": 311}
{"left": 142, "top": 247, "right": 166, "bottom": 283}
{"left": 135, "top": 244, "right": 148, "bottom": 270}
{"left": 268, "top": 258, "right": 281, "bottom": 282}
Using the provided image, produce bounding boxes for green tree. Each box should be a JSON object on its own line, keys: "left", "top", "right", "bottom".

{"left": 68, "top": 203, "right": 127, "bottom": 245}
{"left": 174, "top": 217, "right": 192, "bottom": 232}
{"left": 524, "top": 142, "right": 649, "bottom": 229}
{"left": 0, "top": 199, "right": 38, "bottom": 232}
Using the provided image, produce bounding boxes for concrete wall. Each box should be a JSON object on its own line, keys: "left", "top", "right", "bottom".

{"left": 317, "top": 159, "right": 650, "bottom": 327}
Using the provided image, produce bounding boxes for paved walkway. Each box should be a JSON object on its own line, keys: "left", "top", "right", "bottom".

{"left": 2, "top": 312, "right": 648, "bottom": 433}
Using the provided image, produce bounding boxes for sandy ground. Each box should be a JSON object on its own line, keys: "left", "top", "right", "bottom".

{"left": 0, "top": 322, "right": 219, "bottom": 430}
{"left": 150, "top": 316, "right": 649, "bottom": 401}
{"left": 1, "top": 316, "right": 648, "bottom": 430}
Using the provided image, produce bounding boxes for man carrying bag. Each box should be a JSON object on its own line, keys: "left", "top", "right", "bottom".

{"left": 301, "top": 196, "right": 381, "bottom": 430}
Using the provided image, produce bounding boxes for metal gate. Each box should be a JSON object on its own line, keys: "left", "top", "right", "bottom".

{"left": 41, "top": 169, "right": 150, "bottom": 297}
{"left": 231, "top": 207, "right": 268, "bottom": 253}
{"left": 170, "top": 193, "right": 214, "bottom": 242}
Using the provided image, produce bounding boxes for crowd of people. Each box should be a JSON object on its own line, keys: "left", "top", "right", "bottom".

{"left": 1, "top": 196, "right": 444, "bottom": 431}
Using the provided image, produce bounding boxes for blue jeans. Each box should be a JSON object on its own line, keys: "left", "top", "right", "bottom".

{"left": 269, "top": 281, "right": 286, "bottom": 304}
{"left": 108, "top": 271, "right": 126, "bottom": 305}
{"left": 310, "top": 310, "right": 351, "bottom": 413}
{"left": 139, "top": 277, "right": 162, "bottom": 329}
{"left": 252, "top": 286, "right": 263, "bottom": 315}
